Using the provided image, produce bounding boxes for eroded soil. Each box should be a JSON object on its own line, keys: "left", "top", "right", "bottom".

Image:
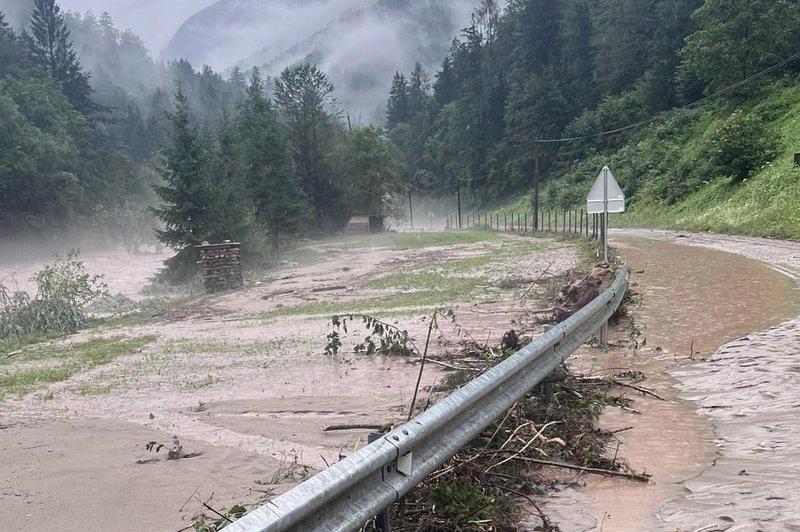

{"left": 0, "top": 233, "right": 576, "bottom": 531}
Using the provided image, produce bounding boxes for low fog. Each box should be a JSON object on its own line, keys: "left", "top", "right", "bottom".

{"left": 2, "top": 0, "right": 481, "bottom": 122}
{"left": 164, "top": 0, "right": 479, "bottom": 122}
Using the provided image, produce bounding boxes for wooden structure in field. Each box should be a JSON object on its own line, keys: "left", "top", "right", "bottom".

{"left": 195, "top": 242, "right": 243, "bottom": 293}
{"left": 344, "top": 214, "right": 386, "bottom": 235}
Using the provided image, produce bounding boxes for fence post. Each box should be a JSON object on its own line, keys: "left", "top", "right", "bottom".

{"left": 524, "top": 212, "right": 528, "bottom": 232}
{"left": 504, "top": 213, "right": 507, "bottom": 231}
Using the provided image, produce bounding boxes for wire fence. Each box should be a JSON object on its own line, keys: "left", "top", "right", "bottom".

{"left": 445, "top": 208, "right": 602, "bottom": 240}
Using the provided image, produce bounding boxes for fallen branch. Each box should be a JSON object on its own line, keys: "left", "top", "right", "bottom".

{"left": 518, "top": 458, "right": 651, "bottom": 482}
{"left": 312, "top": 285, "right": 348, "bottom": 293}
{"left": 578, "top": 376, "right": 668, "bottom": 401}
{"left": 520, "top": 259, "right": 557, "bottom": 301}
{"left": 323, "top": 424, "right": 385, "bottom": 432}
{"left": 419, "top": 358, "right": 475, "bottom": 372}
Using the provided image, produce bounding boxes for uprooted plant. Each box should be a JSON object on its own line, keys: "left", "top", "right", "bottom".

{"left": 325, "top": 309, "right": 458, "bottom": 419}
{"left": 0, "top": 250, "right": 108, "bottom": 339}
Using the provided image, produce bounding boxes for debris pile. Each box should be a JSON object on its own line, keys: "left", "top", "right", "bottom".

{"left": 551, "top": 263, "right": 615, "bottom": 322}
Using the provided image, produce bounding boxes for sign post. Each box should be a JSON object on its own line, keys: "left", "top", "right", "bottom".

{"left": 586, "top": 166, "right": 625, "bottom": 264}
{"left": 586, "top": 166, "right": 625, "bottom": 347}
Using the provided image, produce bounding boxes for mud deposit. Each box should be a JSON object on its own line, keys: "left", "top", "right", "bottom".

{"left": 0, "top": 233, "right": 575, "bottom": 531}
{"left": 640, "top": 231, "right": 800, "bottom": 531}
{"left": 543, "top": 235, "right": 798, "bottom": 531}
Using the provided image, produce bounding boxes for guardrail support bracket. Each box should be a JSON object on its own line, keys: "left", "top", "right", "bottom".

{"left": 397, "top": 452, "right": 413, "bottom": 476}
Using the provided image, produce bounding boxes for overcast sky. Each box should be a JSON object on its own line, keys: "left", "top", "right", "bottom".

{"left": 56, "top": 0, "right": 217, "bottom": 55}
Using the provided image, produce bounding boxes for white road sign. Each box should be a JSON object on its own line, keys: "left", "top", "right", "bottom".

{"left": 587, "top": 166, "right": 625, "bottom": 214}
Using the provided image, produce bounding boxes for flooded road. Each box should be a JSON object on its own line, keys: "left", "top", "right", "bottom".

{"left": 546, "top": 233, "right": 799, "bottom": 531}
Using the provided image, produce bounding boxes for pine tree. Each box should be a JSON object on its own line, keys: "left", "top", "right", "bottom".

{"left": 0, "top": 10, "right": 27, "bottom": 75}
{"left": 23, "top": 0, "right": 93, "bottom": 112}
{"left": 153, "top": 85, "right": 215, "bottom": 283}
{"left": 238, "top": 71, "right": 310, "bottom": 259}
{"left": 273, "top": 63, "right": 340, "bottom": 229}
{"left": 386, "top": 72, "right": 410, "bottom": 128}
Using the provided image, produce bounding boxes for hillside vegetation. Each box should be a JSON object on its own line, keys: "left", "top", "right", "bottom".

{"left": 547, "top": 81, "right": 800, "bottom": 239}
{"left": 384, "top": 0, "right": 800, "bottom": 240}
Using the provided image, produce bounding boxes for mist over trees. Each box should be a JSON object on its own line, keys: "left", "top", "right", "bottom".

{"left": 3, "top": 0, "right": 799, "bottom": 280}
{"left": 383, "top": 0, "right": 799, "bottom": 209}
{"left": 1, "top": 0, "right": 408, "bottom": 282}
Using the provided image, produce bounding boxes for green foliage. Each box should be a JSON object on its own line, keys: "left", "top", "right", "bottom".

{"left": 192, "top": 505, "right": 248, "bottom": 532}
{"left": 427, "top": 477, "right": 503, "bottom": 527}
{"left": 273, "top": 63, "right": 343, "bottom": 229}
{"left": 0, "top": 250, "right": 108, "bottom": 338}
{"left": 679, "top": 0, "right": 800, "bottom": 96}
{"left": 339, "top": 126, "right": 405, "bottom": 217}
{"left": 23, "top": 0, "right": 94, "bottom": 112}
{"left": 325, "top": 314, "right": 414, "bottom": 357}
{"left": 237, "top": 70, "right": 311, "bottom": 258}
{"left": 705, "top": 110, "right": 779, "bottom": 182}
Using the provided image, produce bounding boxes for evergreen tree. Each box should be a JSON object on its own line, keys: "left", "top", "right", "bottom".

{"left": 386, "top": 72, "right": 410, "bottom": 129}
{"left": 237, "top": 71, "right": 310, "bottom": 259}
{"left": 0, "top": 10, "right": 27, "bottom": 75}
{"left": 23, "top": 0, "right": 93, "bottom": 112}
{"left": 433, "top": 54, "right": 457, "bottom": 106}
{"left": 273, "top": 63, "right": 341, "bottom": 229}
{"left": 153, "top": 85, "right": 217, "bottom": 282}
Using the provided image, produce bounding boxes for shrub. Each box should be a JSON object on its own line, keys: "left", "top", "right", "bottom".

{"left": 0, "top": 251, "right": 108, "bottom": 338}
{"left": 705, "top": 110, "right": 780, "bottom": 182}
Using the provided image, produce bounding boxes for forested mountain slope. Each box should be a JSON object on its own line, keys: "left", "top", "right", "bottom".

{"left": 166, "top": 0, "right": 477, "bottom": 121}
{"left": 384, "top": 0, "right": 800, "bottom": 239}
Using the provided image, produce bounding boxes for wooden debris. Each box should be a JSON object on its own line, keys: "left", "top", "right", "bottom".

{"left": 195, "top": 242, "right": 244, "bottom": 293}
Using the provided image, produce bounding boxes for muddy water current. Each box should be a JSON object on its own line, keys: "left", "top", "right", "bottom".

{"left": 545, "top": 236, "right": 799, "bottom": 531}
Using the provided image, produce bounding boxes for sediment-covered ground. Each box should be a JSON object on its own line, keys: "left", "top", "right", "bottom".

{"left": 0, "top": 232, "right": 577, "bottom": 531}
{"left": 543, "top": 230, "right": 800, "bottom": 531}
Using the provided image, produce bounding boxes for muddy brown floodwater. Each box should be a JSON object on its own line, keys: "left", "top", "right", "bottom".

{"left": 542, "top": 234, "right": 799, "bottom": 531}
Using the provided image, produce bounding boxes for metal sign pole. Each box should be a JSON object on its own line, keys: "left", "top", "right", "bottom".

{"left": 603, "top": 166, "right": 608, "bottom": 264}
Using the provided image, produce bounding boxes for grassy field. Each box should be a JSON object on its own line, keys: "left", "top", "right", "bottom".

{"left": 0, "top": 335, "right": 156, "bottom": 400}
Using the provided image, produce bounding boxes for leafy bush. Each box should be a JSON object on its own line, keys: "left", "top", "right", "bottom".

{"left": 0, "top": 251, "right": 108, "bottom": 338}
{"left": 705, "top": 110, "right": 779, "bottom": 182}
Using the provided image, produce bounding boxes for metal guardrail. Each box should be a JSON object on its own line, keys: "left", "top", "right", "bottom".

{"left": 226, "top": 267, "right": 629, "bottom": 532}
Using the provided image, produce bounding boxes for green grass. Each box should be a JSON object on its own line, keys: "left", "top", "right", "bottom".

{"left": 486, "top": 81, "right": 800, "bottom": 241}
{"left": 259, "top": 289, "right": 470, "bottom": 320}
{"left": 297, "top": 231, "right": 500, "bottom": 252}
{"left": 600, "top": 83, "right": 800, "bottom": 239}
{"left": 382, "top": 231, "right": 499, "bottom": 248}
{"left": 0, "top": 335, "right": 157, "bottom": 399}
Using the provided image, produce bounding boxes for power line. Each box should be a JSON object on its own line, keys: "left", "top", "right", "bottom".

{"left": 532, "top": 49, "right": 800, "bottom": 144}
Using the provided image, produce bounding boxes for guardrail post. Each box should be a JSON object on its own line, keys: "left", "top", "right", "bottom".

{"left": 368, "top": 433, "right": 392, "bottom": 532}
{"left": 598, "top": 321, "right": 609, "bottom": 347}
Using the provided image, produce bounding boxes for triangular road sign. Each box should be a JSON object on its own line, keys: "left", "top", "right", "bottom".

{"left": 587, "top": 166, "right": 625, "bottom": 214}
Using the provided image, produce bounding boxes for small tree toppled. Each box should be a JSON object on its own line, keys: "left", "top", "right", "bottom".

{"left": 0, "top": 250, "right": 108, "bottom": 338}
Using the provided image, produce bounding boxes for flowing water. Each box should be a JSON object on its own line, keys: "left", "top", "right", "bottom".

{"left": 543, "top": 235, "right": 799, "bottom": 531}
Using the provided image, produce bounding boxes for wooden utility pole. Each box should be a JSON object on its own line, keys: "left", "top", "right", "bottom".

{"left": 457, "top": 180, "right": 462, "bottom": 230}
{"left": 408, "top": 189, "right": 414, "bottom": 229}
{"left": 533, "top": 150, "right": 540, "bottom": 231}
